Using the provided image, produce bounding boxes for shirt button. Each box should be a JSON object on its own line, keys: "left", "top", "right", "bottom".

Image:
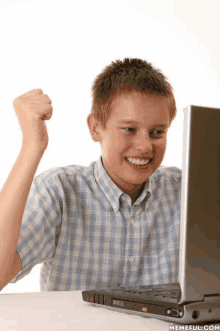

{"left": 129, "top": 256, "right": 135, "bottom": 262}
{"left": 130, "top": 219, "right": 135, "bottom": 226}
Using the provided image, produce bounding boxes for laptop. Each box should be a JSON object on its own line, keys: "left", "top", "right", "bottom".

{"left": 82, "top": 105, "right": 220, "bottom": 324}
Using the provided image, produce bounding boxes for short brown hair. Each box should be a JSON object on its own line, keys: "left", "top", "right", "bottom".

{"left": 91, "top": 58, "right": 176, "bottom": 128}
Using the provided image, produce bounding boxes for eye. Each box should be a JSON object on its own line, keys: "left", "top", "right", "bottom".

{"left": 150, "top": 130, "right": 165, "bottom": 137}
{"left": 124, "top": 127, "right": 136, "bottom": 133}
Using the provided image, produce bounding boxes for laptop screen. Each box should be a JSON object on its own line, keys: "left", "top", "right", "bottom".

{"left": 179, "top": 105, "right": 220, "bottom": 304}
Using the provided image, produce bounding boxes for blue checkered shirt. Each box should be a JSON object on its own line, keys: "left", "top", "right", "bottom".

{"left": 11, "top": 157, "right": 181, "bottom": 291}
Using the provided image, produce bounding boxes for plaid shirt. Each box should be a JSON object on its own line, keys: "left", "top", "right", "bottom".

{"left": 11, "top": 157, "right": 181, "bottom": 291}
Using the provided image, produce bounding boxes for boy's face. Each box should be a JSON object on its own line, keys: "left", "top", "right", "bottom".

{"left": 89, "top": 92, "right": 171, "bottom": 195}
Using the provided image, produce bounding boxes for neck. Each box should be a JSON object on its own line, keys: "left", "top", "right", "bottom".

{"left": 129, "top": 182, "right": 146, "bottom": 205}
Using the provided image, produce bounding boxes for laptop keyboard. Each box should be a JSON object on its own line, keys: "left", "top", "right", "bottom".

{"left": 122, "top": 284, "right": 180, "bottom": 299}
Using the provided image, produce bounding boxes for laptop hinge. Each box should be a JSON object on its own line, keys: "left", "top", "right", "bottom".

{"left": 203, "top": 294, "right": 220, "bottom": 303}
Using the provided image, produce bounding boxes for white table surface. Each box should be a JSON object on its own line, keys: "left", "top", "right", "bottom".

{"left": 0, "top": 291, "right": 219, "bottom": 331}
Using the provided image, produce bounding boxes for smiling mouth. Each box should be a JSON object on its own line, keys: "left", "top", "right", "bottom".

{"left": 125, "top": 157, "right": 153, "bottom": 167}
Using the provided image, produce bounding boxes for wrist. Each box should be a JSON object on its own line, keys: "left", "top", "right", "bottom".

{"left": 21, "top": 140, "right": 47, "bottom": 157}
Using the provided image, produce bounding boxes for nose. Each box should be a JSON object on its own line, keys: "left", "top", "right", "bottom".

{"left": 134, "top": 132, "right": 153, "bottom": 153}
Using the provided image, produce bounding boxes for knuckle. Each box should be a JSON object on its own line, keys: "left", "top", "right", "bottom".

{"left": 13, "top": 97, "right": 20, "bottom": 106}
{"left": 29, "top": 88, "right": 43, "bottom": 95}
{"left": 44, "top": 94, "right": 52, "bottom": 103}
{"left": 36, "top": 89, "right": 43, "bottom": 93}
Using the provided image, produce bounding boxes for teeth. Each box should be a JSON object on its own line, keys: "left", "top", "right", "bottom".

{"left": 127, "top": 157, "right": 151, "bottom": 165}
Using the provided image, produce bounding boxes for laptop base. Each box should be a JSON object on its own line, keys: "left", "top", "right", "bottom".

{"left": 82, "top": 288, "right": 220, "bottom": 324}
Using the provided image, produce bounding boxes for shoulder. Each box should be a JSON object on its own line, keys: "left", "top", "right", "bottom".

{"left": 150, "top": 165, "right": 182, "bottom": 205}
{"left": 151, "top": 165, "right": 182, "bottom": 183}
{"left": 33, "top": 161, "right": 97, "bottom": 189}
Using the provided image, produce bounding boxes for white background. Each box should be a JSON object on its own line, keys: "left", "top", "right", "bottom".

{"left": 0, "top": 0, "right": 219, "bottom": 294}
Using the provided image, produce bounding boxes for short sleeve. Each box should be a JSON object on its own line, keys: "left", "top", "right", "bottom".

{"left": 10, "top": 174, "right": 62, "bottom": 284}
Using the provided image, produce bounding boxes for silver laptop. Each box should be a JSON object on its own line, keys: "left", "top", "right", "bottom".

{"left": 82, "top": 105, "right": 220, "bottom": 324}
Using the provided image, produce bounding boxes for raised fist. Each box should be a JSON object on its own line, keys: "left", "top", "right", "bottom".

{"left": 13, "top": 89, "right": 53, "bottom": 150}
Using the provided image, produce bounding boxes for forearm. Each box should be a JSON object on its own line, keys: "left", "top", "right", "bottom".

{"left": 0, "top": 144, "right": 45, "bottom": 283}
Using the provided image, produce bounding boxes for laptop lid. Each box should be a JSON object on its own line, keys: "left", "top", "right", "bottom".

{"left": 179, "top": 105, "right": 220, "bottom": 305}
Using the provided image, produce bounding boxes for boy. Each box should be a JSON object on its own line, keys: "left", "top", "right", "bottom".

{"left": 0, "top": 58, "right": 181, "bottom": 291}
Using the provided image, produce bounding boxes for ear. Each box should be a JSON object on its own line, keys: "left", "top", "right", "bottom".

{"left": 87, "top": 113, "right": 103, "bottom": 142}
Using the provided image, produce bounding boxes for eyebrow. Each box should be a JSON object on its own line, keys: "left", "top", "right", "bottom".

{"left": 117, "top": 120, "right": 169, "bottom": 128}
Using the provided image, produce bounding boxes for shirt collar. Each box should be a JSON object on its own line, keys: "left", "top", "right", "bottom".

{"left": 94, "top": 157, "right": 153, "bottom": 212}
